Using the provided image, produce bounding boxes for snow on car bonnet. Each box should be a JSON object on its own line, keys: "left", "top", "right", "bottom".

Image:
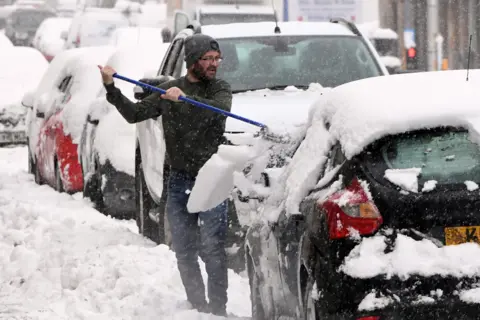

{"left": 320, "top": 69, "right": 480, "bottom": 159}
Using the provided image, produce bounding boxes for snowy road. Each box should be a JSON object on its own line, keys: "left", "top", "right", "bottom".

{"left": 0, "top": 146, "right": 251, "bottom": 320}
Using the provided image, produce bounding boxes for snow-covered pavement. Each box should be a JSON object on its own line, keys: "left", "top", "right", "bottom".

{"left": 0, "top": 146, "right": 251, "bottom": 320}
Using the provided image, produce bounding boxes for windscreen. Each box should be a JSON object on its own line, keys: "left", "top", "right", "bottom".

{"left": 379, "top": 130, "right": 480, "bottom": 185}
{"left": 216, "top": 35, "right": 382, "bottom": 92}
{"left": 373, "top": 38, "right": 398, "bottom": 56}
{"left": 199, "top": 13, "right": 275, "bottom": 25}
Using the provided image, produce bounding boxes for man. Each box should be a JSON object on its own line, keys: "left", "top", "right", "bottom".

{"left": 98, "top": 34, "right": 232, "bottom": 316}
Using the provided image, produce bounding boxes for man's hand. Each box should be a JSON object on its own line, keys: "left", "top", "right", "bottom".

{"left": 161, "top": 87, "right": 185, "bottom": 102}
{"left": 98, "top": 65, "right": 116, "bottom": 85}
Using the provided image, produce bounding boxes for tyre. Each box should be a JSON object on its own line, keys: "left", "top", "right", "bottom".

{"left": 34, "top": 157, "right": 43, "bottom": 185}
{"left": 135, "top": 156, "right": 161, "bottom": 244}
{"left": 83, "top": 159, "right": 105, "bottom": 212}
{"left": 55, "top": 160, "right": 64, "bottom": 192}
{"left": 248, "top": 255, "right": 266, "bottom": 320}
{"left": 27, "top": 144, "right": 33, "bottom": 174}
{"left": 304, "top": 276, "right": 320, "bottom": 320}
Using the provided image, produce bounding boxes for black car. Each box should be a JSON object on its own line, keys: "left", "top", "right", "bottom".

{"left": 246, "top": 124, "right": 480, "bottom": 319}
{"left": 5, "top": 8, "right": 56, "bottom": 46}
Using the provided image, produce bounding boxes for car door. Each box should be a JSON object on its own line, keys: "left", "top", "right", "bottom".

{"left": 173, "top": 10, "right": 190, "bottom": 36}
{"left": 247, "top": 217, "right": 289, "bottom": 318}
{"left": 137, "top": 35, "right": 188, "bottom": 201}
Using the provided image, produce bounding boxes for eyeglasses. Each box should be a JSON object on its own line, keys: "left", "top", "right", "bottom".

{"left": 200, "top": 56, "right": 223, "bottom": 63}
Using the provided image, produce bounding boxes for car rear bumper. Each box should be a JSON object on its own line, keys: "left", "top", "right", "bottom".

{"left": 326, "top": 273, "right": 480, "bottom": 319}
{"left": 335, "top": 300, "right": 480, "bottom": 320}
{"left": 0, "top": 130, "right": 27, "bottom": 146}
{"left": 101, "top": 162, "right": 135, "bottom": 219}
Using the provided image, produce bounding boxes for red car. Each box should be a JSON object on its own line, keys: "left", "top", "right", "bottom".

{"left": 33, "top": 46, "right": 116, "bottom": 193}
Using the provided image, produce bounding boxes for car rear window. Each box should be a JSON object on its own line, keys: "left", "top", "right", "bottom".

{"left": 216, "top": 35, "right": 382, "bottom": 93}
{"left": 379, "top": 130, "right": 480, "bottom": 185}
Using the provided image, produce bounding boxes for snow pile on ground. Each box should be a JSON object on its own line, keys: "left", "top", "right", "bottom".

{"left": 340, "top": 233, "right": 480, "bottom": 280}
{"left": 0, "top": 146, "right": 250, "bottom": 319}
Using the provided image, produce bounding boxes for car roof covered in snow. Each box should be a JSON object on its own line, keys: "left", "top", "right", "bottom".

{"left": 319, "top": 69, "right": 480, "bottom": 158}
{"left": 198, "top": 5, "right": 275, "bottom": 15}
{"left": 201, "top": 21, "right": 356, "bottom": 39}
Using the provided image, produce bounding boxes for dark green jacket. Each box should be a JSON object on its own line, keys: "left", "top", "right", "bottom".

{"left": 104, "top": 76, "right": 232, "bottom": 176}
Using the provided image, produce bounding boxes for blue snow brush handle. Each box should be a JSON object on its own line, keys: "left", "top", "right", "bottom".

{"left": 112, "top": 73, "right": 267, "bottom": 129}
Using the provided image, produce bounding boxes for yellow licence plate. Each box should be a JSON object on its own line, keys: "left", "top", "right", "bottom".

{"left": 445, "top": 226, "right": 480, "bottom": 245}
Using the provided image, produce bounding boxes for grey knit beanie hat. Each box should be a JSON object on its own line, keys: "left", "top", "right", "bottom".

{"left": 184, "top": 34, "right": 221, "bottom": 68}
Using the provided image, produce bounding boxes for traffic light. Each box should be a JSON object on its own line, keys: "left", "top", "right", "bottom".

{"left": 406, "top": 47, "right": 417, "bottom": 70}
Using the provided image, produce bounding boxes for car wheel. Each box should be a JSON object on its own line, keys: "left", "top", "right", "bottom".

{"left": 34, "top": 157, "right": 43, "bottom": 185}
{"left": 248, "top": 255, "right": 266, "bottom": 320}
{"left": 135, "top": 157, "right": 161, "bottom": 244}
{"left": 83, "top": 159, "right": 105, "bottom": 212}
{"left": 55, "top": 160, "right": 64, "bottom": 192}
{"left": 27, "top": 144, "right": 33, "bottom": 174}
{"left": 304, "top": 276, "right": 320, "bottom": 320}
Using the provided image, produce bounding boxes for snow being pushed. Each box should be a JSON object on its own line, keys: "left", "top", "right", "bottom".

{"left": 321, "top": 69, "right": 480, "bottom": 159}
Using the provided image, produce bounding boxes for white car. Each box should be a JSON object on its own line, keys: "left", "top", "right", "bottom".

{"left": 108, "top": 26, "right": 166, "bottom": 48}
{"left": 0, "top": 47, "right": 48, "bottom": 146}
{"left": 63, "top": 8, "right": 130, "bottom": 49}
{"left": 33, "top": 16, "right": 72, "bottom": 61}
{"left": 132, "top": 19, "right": 388, "bottom": 271}
{"left": 22, "top": 46, "right": 116, "bottom": 191}
{"left": 79, "top": 43, "right": 170, "bottom": 219}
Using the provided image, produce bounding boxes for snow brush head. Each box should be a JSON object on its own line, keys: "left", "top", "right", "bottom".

{"left": 258, "top": 126, "right": 291, "bottom": 144}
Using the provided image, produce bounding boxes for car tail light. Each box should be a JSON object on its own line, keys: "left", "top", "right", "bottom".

{"left": 357, "top": 317, "right": 380, "bottom": 320}
{"left": 319, "top": 178, "right": 383, "bottom": 239}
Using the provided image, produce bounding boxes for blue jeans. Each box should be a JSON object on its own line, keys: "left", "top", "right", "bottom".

{"left": 166, "top": 169, "right": 228, "bottom": 312}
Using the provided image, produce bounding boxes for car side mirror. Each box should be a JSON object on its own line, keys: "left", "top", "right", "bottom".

{"left": 36, "top": 110, "right": 45, "bottom": 118}
{"left": 259, "top": 172, "right": 270, "bottom": 187}
{"left": 60, "top": 31, "right": 68, "bottom": 41}
{"left": 21, "top": 91, "right": 35, "bottom": 108}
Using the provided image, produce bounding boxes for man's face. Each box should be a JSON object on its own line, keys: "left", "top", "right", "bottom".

{"left": 192, "top": 50, "right": 222, "bottom": 81}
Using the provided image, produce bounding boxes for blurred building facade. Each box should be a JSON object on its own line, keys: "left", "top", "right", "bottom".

{"left": 380, "top": 0, "right": 480, "bottom": 71}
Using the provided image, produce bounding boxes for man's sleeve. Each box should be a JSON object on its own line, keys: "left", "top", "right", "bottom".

{"left": 104, "top": 82, "right": 166, "bottom": 124}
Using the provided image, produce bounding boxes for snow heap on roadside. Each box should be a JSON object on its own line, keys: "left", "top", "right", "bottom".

{"left": 0, "top": 146, "right": 251, "bottom": 319}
